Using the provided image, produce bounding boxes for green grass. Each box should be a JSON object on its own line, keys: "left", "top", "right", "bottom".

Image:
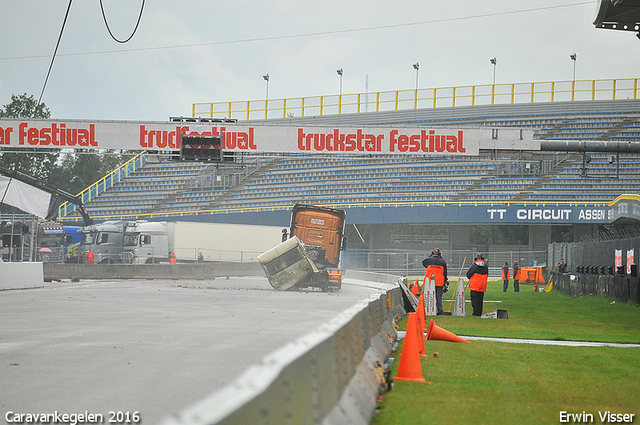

{"left": 373, "top": 281, "right": 640, "bottom": 425}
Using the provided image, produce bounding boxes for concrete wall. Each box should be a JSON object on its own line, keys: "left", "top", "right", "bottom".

{"left": 43, "top": 262, "right": 264, "bottom": 281}
{"left": 0, "top": 262, "right": 44, "bottom": 290}
{"left": 160, "top": 279, "right": 405, "bottom": 425}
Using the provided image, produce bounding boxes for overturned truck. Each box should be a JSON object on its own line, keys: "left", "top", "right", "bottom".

{"left": 258, "top": 204, "right": 347, "bottom": 292}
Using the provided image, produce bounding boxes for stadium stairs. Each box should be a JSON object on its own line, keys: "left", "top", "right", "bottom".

{"left": 509, "top": 153, "right": 582, "bottom": 203}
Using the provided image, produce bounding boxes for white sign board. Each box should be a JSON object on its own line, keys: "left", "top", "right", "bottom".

{"left": 0, "top": 119, "right": 535, "bottom": 155}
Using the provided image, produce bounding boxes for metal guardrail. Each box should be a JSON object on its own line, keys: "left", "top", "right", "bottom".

{"left": 193, "top": 78, "right": 640, "bottom": 121}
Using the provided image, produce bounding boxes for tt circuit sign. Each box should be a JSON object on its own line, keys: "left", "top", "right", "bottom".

{"left": 485, "top": 206, "right": 608, "bottom": 223}
{"left": 0, "top": 119, "right": 535, "bottom": 155}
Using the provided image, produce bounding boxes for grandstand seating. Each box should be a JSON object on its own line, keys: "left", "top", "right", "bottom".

{"left": 63, "top": 99, "right": 640, "bottom": 221}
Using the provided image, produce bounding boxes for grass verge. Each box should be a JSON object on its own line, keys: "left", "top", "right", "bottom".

{"left": 373, "top": 280, "right": 640, "bottom": 425}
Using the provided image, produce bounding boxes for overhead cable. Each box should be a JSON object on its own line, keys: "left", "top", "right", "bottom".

{"left": 99, "top": 0, "right": 145, "bottom": 43}
{"left": 38, "top": 0, "right": 73, "bottom": 105}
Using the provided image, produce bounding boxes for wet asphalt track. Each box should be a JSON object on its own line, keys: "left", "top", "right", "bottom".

{"left": 0, "top": 278, "right": 383, "bottom": 425}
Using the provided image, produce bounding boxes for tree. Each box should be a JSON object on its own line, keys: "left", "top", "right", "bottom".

{"left": 53, "top": 150, "right": 133, "bottom": 195}
{"left": 0, "top": 94, "right": 135, "bottom": 218}
{"left": 0, "top": 94, "right": 58, "bottom": 182}
{"left": 0, "top": 93, "right": 50, "bottom": 119}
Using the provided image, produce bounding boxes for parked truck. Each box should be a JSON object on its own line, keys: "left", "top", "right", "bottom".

{"left": 79, "top": 220, "right": 132, "bottom": 263}
{"left": 79, "top": 220, "right": 283, "bottom": 264}
{"left": 1, "top": 220, "right": 82, "bottom": 263}
{"left": 258, "top": 204, "right": 347, "bottom": 291}
{"left": 122, "top": 221, "right": 169, "bottom": 264}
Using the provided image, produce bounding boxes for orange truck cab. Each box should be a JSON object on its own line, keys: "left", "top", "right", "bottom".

{"left": 288, "top": 204, "right": 347, "bottom": 290}
{"left": 258, "top": 204, "right": 347, "bottom": 291}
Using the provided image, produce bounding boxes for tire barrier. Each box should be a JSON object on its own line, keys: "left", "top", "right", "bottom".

{"left": 550, "top": 272, "right": 640, "bottom": 304}
{"left": 160, "top": 281, "right": 405, "bottom": 425}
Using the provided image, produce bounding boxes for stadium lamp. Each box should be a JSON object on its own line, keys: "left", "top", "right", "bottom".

{"left": 570, "top": 53, "right": 577, "bottom": 81}
{"left": 490, "top": 58, "right": 497, "bottom": 85}
{"left": 337, "top": 68, "right": 344, "bottom": 95}
{"left": 263, "top": 74, "right": 270, "bottom": 117}
{"left": 413, "top": 63, "right": 419, "bottom": 91}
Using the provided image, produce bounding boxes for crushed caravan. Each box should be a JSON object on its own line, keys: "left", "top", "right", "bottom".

{"left": 257, "top": 236, "right": 319, "bottom": 291}
{"left": 258, "top": 204, "right": 347, "bottom": 292}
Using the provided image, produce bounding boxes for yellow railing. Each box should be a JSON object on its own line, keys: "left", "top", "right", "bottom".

{"left": 57, "top": 152, "right": 147, "bottom": 221}
{"left": 193, "top": 78, "right": 640, "bottom": 121}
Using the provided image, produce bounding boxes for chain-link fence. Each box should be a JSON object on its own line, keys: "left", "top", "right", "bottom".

{"left": 342, "top": 248, "right": 547, "bottom": 278}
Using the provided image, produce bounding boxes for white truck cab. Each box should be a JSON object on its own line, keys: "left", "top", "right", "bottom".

{"left": 122, "top": 221, "right": 169, "bottom": 264}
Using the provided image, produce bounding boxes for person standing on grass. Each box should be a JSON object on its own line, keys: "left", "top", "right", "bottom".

{"left": 467, "top": 253, "right": 489, "bottom": 317}
{"left": 512, "top": 261, "right": 521, "bottom": 292}
{"left": 502, "top": 261, "right": 510, "bottom": 292}
{"left": 422, "top": 248, "right": 448, "bottom": 315}
{"left": 556, "top": 258, "right": 568, "bottom": 274}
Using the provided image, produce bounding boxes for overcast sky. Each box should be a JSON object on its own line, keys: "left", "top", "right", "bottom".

{"left": 1, "top": 1, "right": 638, "bottom": 122}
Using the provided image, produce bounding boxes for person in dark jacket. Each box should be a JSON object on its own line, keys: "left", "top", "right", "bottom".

{"left": 421, "top": 248, "right": 448, "bottom": 315}
{"left": 502, "top": 261, "right": 510, "bottom": 292}
{"left": 467, "top": 253, "right": 489, "bottom": 317}
{"left": 556, "top": 259, "right": 568, "bottom": 274}
{"left": 512, "top": 261, "right": 521, "bottom": 292}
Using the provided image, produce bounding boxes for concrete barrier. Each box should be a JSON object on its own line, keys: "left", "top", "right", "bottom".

{"left": 160, "top": 279, "right": 405, "bottom": 425}
{"left": 0, "top": 262, "right": 44, "bottom": 290}
{"left": 42, "top": 262, "right": 264, "bottom": 281}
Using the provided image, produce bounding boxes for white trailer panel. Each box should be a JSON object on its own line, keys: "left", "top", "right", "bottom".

{"left": 167, "top": 222, "right": 283, "bottom": 262}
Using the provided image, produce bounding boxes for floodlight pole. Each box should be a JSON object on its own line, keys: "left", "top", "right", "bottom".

{"left": 490, "top": 58, "right": 497, "bottom": 85}
{"left": 490, "top": 58, "right": 497, "bottom": 104}
{"left": 337, "top": 68, "right": 343, "bottom": 113}
{"left": 263, "top": 74, "right": 270, "bottom": 119}
{"left": 413, "top": 63, "right": 419, "bottom": 109}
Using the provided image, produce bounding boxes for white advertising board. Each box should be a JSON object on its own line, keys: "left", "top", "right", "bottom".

{"left": 0, "top": 119, "right": 536, "bottom": 155}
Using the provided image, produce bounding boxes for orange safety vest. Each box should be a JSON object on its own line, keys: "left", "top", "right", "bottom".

{"left": 86, "top": 251, "right": 95, "bottom": 264}
{"left": 468, "top": 260, "right": 489, "bottom": 292}
{"left": 425, "top": 264, "right": 446, "bottom": 287}
{"left": 513, "top": 266, "right": 521, "bottom": 281}
{"left": 501, "top": 267, "right": 510, "bottom": 280}
{"left": 169, "top": 252, "right": 176, "bottom": 264}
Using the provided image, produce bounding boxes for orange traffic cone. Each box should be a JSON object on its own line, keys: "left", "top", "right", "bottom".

{"left": 535, "top": 267, "right": 545, "bottom": 284}
{"left": 395, "top": 313, "right": 427, "bottom": 382}
{"left": 426, "top": 320, "right": 470, "bottom": 343}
